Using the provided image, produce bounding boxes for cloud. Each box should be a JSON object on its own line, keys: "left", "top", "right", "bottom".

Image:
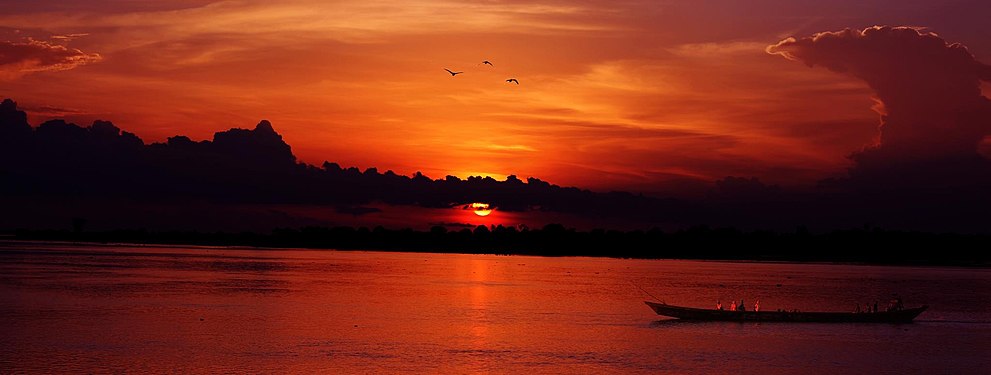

{"left": 668, "top": 41, "right": 769, "bottom": 58}
{"left": 767, "top": 26, "right": 991, "bottom": 168}
{"left": 334, "top": 205, "right": 383, "bottom": 216}
{"left": 428, "top": 222, "right": 475, "bottom": 228}
{"left": 750, "top": 26, "right": 991, "bottom": 231}
{"left": 484, "top": 144, "right": 538, "bottom": 152}
{"left": 0, "top": 38, "right": 101, "bottom": 78}
{"left": 17, "top": 103, "right": 88, "bottom": 117}
{"left": 0, "top": 0, "right": 617, "bottom": 45}
{"left": 50, "top": 33, "right": 90, "bottom": 41}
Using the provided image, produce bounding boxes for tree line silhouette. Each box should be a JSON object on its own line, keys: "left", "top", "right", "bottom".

{"left": 12, "top": 224, "right": 988, "bottom": 266}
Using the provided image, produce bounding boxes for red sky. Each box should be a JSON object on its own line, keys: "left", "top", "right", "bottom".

{"left": 2, "top": 0, "right": 990, "bottom": 195}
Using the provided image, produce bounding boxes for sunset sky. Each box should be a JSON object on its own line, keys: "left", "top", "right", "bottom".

{"left": 2, "top": 0, "right": 990, "bottom": 195}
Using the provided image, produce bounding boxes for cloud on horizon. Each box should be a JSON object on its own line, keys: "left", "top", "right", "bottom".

{"left": 0, "top": 98, "right": 700, "bottom": 230}
{"left": 3, "top": 92, "right": 991, "bottom": 233}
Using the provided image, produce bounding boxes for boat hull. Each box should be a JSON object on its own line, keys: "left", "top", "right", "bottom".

{"left": 645, "top": 301, "right": 927, "bottom": 323}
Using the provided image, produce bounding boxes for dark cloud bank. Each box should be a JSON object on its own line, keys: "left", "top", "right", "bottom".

{"left": 3, "top": 26, "right": 991, "bottom": 233}
{"left": 0, "top": 98, "right": 697, "bottom": 230}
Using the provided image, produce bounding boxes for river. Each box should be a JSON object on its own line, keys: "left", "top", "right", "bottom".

{"left": 1, "top": 242, "right": 988, "bottom": 373}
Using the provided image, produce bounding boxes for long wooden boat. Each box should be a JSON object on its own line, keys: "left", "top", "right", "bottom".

{"left": 645, "top": 301, "right": 927, "bottom": 323}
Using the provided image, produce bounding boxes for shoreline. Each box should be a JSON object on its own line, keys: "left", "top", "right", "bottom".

{"left": 2, "top": 233, "right": 987, "bottom": 268}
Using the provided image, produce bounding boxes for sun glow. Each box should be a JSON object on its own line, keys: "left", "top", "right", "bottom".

{"left": 471, "top": 203, "right": 493, "bottom": 217}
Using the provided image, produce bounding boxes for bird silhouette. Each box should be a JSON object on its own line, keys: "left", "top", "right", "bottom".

{"left": 445, "top": 68, "right": 463, "bottom": 76}
{"left": 482, "top": 60, "right": 493, "bottom": 66}
{"left": 506, "top": 78, "right": 519, "bottom": 84}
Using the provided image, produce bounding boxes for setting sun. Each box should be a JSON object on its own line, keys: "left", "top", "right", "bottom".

{"left": 470, "top": 203, "right": 493, "bottom": 217}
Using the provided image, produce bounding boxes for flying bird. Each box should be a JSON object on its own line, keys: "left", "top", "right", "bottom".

{"left": 445, "top": 68, "right": 463, "bottom": 76}
{"left": 482, "top": 60, "right": 493, "bottom": 66}
{"left": 506, "top": 78, "right": 519, "bottom": 84}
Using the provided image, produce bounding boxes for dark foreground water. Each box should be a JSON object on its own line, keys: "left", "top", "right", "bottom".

{"left": 1, "top": 242, "right": 989, "bottom": 374}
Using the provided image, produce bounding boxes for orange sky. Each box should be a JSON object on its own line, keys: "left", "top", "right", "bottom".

{"left": 2, "top": 0, "right": 990, "bottom": 195}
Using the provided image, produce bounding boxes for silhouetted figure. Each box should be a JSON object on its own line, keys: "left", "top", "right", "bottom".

{"left": 739, "top": 299, "right": 746, "bottom": 311}
{"left": 444, "top": 68, "right": 463, "bottom": 76}
{"left": 506, "top": 78, "right": 519, "bottom": 84}
{"left": 873, "top": 301, "right": 878, "bottom": 313}
{"left": 482, "top": 60, "right": 493, "bottom": 66}
{"left": 716, "top": 300, "right": 722, "bottom": 310}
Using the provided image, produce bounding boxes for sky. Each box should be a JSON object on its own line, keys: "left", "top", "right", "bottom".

{"left": 2, "top": 0, "right": 991, "bottom": 196}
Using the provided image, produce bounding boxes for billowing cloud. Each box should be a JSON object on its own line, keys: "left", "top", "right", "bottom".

{"left": 755, "top": 26, "right": 991, "bottom": 233}
{"left": 767, "top": 26, "right": 991, "bottom": 169}
{"left": 0, "top": 38, "right": 101, "bottom": 78}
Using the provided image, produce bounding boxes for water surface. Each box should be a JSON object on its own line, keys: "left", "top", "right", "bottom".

{"left": 1, "top": 242, "right": 989, "bottom": 373}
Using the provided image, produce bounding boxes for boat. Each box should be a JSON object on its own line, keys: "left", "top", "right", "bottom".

{"left": 645, "top": 301, "right": 927, "bottom": 323}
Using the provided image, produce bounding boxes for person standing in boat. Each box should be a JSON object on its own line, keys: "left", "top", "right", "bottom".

{"left": 730, "top": 300, "right": 737, "bottom": 311}
{"left": 754, "top": 299, "right": 760, "bottom": 312}
{"left": 739, "top": 299, "right": 746, "bottom": 311}
{"left": 717, "top": 301, "right": 723, "bottom": 310}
